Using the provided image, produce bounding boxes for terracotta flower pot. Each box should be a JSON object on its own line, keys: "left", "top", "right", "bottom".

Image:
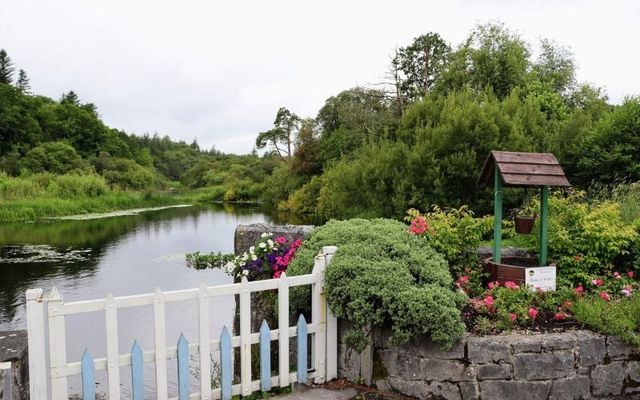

{"left": 514, "top": 216, "right": 536, "bottom": 234}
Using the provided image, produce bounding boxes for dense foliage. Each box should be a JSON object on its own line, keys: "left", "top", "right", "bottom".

{"left": 287, "top": 219, "right": 466, "bottom": 351}
{"left": 248, "top": 22, "right": 639, "bottom": 219}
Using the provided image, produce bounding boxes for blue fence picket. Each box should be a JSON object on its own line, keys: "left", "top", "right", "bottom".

{"left": 177, "top": 334, "right": 190, "bottom": 400}
{"left": 220, "top": 326, "right": 232, "bottom": 400}
{"left": 259, "top": 320, "right": 271, "bottom": 391}
{"left": 297, "top": 315, "right": 308, "bottom": 383}
{"left": 131, "top": 340, "right": 144, "bottom": 400}
{"left": 81, "top": 349, "right": 95, "bottom": 400}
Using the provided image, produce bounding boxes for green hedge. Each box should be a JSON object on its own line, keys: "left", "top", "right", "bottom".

{"left": 287, "top": 218, "right": 466, "bottom": 351}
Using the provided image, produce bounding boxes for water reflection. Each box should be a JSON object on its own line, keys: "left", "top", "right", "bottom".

{"left": 0, "top": 204, "right": 281, "bottom": 329}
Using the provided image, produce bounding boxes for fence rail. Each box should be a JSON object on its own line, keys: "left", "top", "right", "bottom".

{"left": 27, "top": 246, "right": 338, "bottom": 399}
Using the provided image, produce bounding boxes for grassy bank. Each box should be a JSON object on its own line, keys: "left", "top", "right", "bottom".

{"left": 0, "top": 172, "right": 182, "bottom": 222}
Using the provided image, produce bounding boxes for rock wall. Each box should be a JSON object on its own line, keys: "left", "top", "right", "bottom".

{"left": 0, "top": 330, "right": 29, "bottom": 400}
{"left": 339, "top": 321, "right": 640, "bottom": 400}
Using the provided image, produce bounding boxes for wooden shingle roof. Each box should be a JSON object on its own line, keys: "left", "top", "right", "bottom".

{"left": 480, "top": 151, "right": 570, "bottom": 187}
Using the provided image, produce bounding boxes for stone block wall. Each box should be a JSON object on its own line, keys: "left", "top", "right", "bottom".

{"left": 339, "top": 321, "right": 640, "bottom": 400}
{"left": 0, "top": 330, "right": 29, "bottom": 400}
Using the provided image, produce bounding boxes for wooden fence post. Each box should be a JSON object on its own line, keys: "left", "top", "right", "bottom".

{"left": 26, "top": 288, "right": 48, "bottom": 400}
{"left": 48, "top": 287, "right": 68, "bottom": 399}
{"left": 323, "top": 246, "right": 339, "bottom": 381}
{"left": 240, "top": 276, "right": 252, "bottom": 396}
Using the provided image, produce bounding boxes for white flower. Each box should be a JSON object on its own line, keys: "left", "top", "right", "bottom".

{"left": 251, "top": 254, "right": 257, "bottom": 261}
{"left": 260, "top": 232, "right": 269, "bottom": 238}
{"left": 259, "top": 242, "right": 267, "bottom": 249}
{"left": 242, "top": 269, "right": 249, "bottom": 276}
{"left": 225, "top": 262, "right": 235, "bottom": 273}
{"left": 249, "top": 246, "right": 255, "bottom": 254}
{"left": 267, "top": 239, "right": 274, "bottom": 247}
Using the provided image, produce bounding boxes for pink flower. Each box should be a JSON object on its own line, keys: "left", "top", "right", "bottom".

{"left": 591, "top": 279, "right": 604, "bottom": 286}
{"left": 555, "top": 312, "right": 567, "bottom": 321}
{"left": 629, "top": 271, "right": 635, "bottom": 279}
{"left": 574, "top": 285, "right": 584, "bottom": 295}
{"left": 622, "top": 285, "right": 633, "bottom": 297}
{"left": 484, "top": 295, "right": 494, "bottom": 307}
{"left": 504, "top": 281, "right": 519, "bottom": 289}
{"left": 488, "top": 281, "right": 500, "bottom": 290}
{"left": 599, "top": 291, "right": 611, "bottom": 301}
{"left": 528, "top": 308, "right": 538, "bottom": 319}
{"left": 275, "top": 236, "right": 287, "bottom": 245}
{"left": 273, "top": 271, "right": 282, "bottom": 279}
{"left": 509, "top": 313, "right": 517, "bottom": 322}
{"left": 614, "top": 271, "right": 622, "bottom": 280}
{"left": 408, "top": 216, "right": 429, "bottom": 235}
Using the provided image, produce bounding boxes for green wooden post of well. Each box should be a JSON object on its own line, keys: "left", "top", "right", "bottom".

{"left": 539, "top": 185, "right": 549, "bottom": 266}
{"left": 493, "top": 167, "right": 503, "bottom": 263}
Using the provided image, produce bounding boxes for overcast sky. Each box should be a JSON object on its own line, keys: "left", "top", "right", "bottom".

{"left": 1, "top": 0, "right": 639, "bottom": 154}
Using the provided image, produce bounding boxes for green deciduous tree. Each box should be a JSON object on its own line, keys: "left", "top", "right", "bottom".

{"left": 256, "top": 107, "right": 300, "bottom": 162}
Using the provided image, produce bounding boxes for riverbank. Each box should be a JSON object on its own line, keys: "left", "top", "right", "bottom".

{"left": 0, "top": 192, "right": 185, "bottom": 223}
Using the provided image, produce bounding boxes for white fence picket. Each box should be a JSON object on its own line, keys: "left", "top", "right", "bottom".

{"left": 105, "top": 293, "right": 121, "bottom": 399}
{"left": 278, "top": 272, "right": 290, "bottom": 387}
{"left": 240, "top": 276, "right": 252, "bottom": 396}
{"left": 198, "top": 284, "right": 212, "bottom": 400}
{"left": 153, "top": 287, "right": 168, "bottom": 399}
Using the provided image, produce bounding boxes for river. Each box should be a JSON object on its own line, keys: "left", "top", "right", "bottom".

{"left": 0, "top": 203, "right": 295, "bottom": 397}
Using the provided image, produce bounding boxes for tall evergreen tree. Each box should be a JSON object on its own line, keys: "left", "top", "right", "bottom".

{"left": 61, "top": 90, "right": 80, "bottom": 105}
{"left": 0, "top": 49, "right": 15, "bottom": 84}
{"left": 16, "top": 69, "right": 30, "bottom": 93}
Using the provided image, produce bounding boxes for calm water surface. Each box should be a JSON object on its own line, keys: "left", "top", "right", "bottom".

{"left": 0, "top": 204, "right": 292, "bottom": 397}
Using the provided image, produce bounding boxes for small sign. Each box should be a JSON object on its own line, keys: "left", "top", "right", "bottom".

{"left": 525, "top": 266, "right": 556, "bottom": 291}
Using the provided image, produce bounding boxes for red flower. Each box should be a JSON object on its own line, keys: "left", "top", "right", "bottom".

{"left": 599, "top": 291, "right": 611, "bottom": 301}
{"left": 555, "top": 312, "right": 567, "bottom": 321}
{"left": 504, "top": 281, "right": 519, "bottom": 289}
{"left": 574, "top": 285, "right": 584, "bottom": 295}
{"left": 509, "top": 313, "right": 517, "bottom": 322}
{"left": 629, "top": 271, "right": 635, "bottom": 279}
{"left": 591, "top": 279, "right": 604, "bottom": 286}
{"left": 528, "top": 308, "right": 538, "bottom": 319}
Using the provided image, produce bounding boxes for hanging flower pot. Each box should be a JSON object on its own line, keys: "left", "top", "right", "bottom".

{"left": 514, "top": 215, "right": 536, "bottom": 234}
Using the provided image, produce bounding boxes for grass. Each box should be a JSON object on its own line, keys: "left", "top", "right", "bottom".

{"left": 0, "top": 191, "right": 182, "bottom": 223}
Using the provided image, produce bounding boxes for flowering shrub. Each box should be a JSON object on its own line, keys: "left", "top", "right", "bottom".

{"left": 462, "top": 269, "right": 640, "bottom": 344}
{"left": 230, "top": 233, "right": 302, "bottom": 280}
{"left": 517, "top": 192, "right": 638, "bottom": 285}
{"left": 186, "top": 233, "right": 302, "bottom": 281}
{"left": 405, "top": 206, "right": 493, "bottom": 292}
{"left": 463, "top": 279, "right": 576, "bottom": 334}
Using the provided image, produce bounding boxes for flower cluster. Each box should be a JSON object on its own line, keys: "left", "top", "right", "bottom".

{"left": 230, "top": 233, "right": 303, "bottom": 280}
{"left": 463, "top": 269, "right": 639, "bottom": 335}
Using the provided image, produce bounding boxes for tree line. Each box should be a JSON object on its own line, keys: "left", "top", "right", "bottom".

{"left": 0, "top": 49, "right": 280, "bottom": 197}
{"left": 254, "top": 22, "right": 640, "bottom": 218}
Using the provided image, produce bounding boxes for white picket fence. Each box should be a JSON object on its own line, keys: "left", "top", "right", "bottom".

{"left": 26, "top": 246, "right": 338, "bottom": 399}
